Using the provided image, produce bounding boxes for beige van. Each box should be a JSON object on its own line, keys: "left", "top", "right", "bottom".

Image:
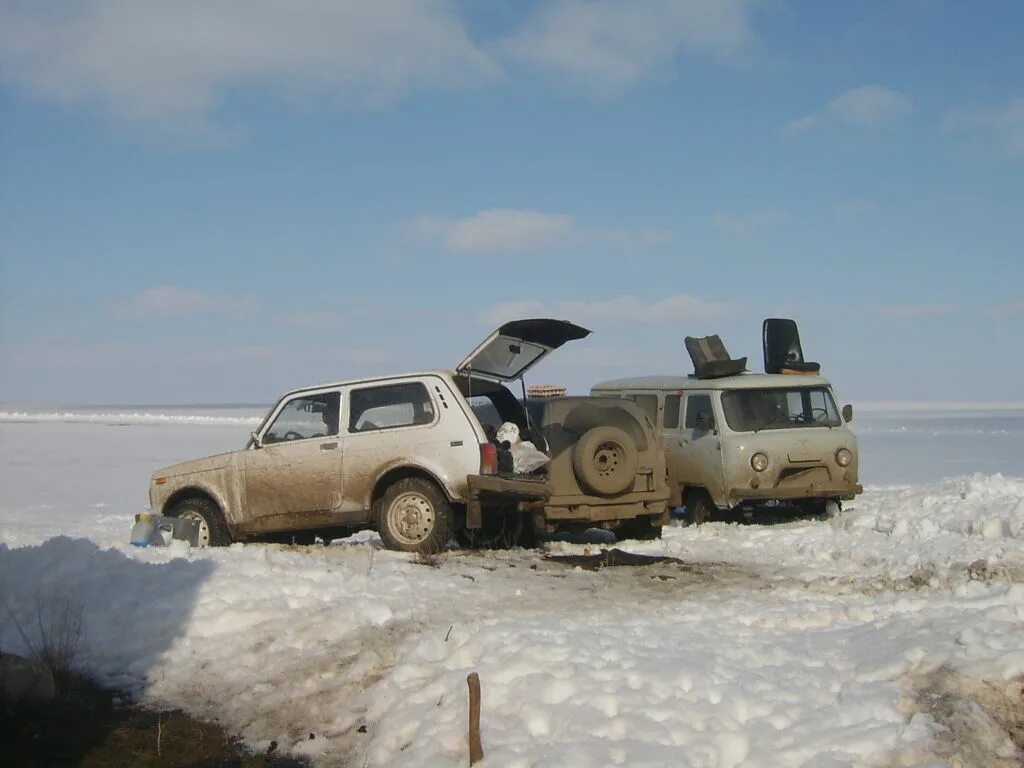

{"left": 591, "top": 373, "right": 862, "bottom": 523}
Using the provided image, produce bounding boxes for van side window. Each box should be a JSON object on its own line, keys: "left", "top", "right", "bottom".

{"left": 663, "top": 395, "right": 681, "bottom": 429}
{"left": 684, "top": 394, "right": 714, "bottom": 430}
{"left": 625, "top": 394, "right": 658, "bottom": 426}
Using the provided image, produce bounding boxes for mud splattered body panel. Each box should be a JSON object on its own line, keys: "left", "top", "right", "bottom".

{"left": 592, "top": 374, "right": 862, "bottom": 512}
{"left": 150, "top": 372, "right": 485, "bottom": 538}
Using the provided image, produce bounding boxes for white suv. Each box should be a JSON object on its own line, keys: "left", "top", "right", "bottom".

{"left": 148, "top": 319, "right": 669, "bottom": 552}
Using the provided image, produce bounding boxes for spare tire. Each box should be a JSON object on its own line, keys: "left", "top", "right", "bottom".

{"left": 572, "top": 426, "right": 638, "bottom": 496}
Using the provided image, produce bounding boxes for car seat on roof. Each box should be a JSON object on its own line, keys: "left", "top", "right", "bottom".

{"left": 684, "top": 335, "right": 747, "bottom": 379}
{"left": 762, "top": 318, "right": 820, "bottom": 375}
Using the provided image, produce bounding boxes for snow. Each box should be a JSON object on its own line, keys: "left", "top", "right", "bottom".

{"left": 1, "top": 408, "right": 1022, "bottom": 766}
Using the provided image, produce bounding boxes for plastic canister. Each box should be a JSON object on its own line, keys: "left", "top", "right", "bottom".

{"left": 152, "top": 520, "right": 175, "bottom": 546}
{"left": 130, "top": 514, "right": 157, "bottom": 547}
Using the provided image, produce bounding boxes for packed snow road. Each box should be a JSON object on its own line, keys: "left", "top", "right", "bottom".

{"left": 1, "top": 412, "right": 1023, "bottom": 767}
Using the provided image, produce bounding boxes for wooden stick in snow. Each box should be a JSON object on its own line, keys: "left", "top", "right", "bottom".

{"left": 467, "top": 672, "right": 483, "bottom": 765}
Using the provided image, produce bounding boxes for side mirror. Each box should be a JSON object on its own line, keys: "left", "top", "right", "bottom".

{"left": 250, "top": 431, "right": 262, "bottom": 448}
{"left": 841, "top": 404, "right": 853, "bottom": 423}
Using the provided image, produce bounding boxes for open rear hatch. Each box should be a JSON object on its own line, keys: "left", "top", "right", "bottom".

{"left": 457, "top": 318, "right": 591, "bottom": 382}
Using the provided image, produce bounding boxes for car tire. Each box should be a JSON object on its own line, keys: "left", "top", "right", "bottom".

{"left": 376, "top": 478, "right": 453, "bottom": 554}
{"left": 167, "top": 496, "right": 231, "bottom": 547}
{"left": 614, "top": 515, "right": 663, "bottom": 541}
{"left": 572, "top": 426, "right": 639, "bottom": 496}
{"left": 685, "top": 489, "right": 716, "bottom": 526}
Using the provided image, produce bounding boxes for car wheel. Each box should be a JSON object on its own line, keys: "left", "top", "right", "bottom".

{"left": 167, "top": 496, "right": 231, "bottom": 547}
{"left": 685, "top": 489, "right": 716, "bottom": 526}
{"left": 572, "top": 426, "right": 639, "bottom": 496}
{"left": 614, "top": 516, "right": 663, "bottom": 541}
{"left": 376, "top": 478, "right": 453, "bottom": 554}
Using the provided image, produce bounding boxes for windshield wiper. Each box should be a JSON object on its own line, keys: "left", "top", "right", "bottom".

{"left": 753, "top": 410, "right": 787, "bottom": 433}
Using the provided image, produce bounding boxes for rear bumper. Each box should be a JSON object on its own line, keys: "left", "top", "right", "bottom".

{"left": 465, "top": 474, "right": 552, "bottom": 529}
{"left": 728, "top": 484, "right": 862, "bottom": 504}
{"left": 543, "top": 489, "right": 670, "bottom": 522}
{"left": 544, "top": 495, "right": 671, "bottom": 528}
{"left": 465, "top": 475, "right": 670, "bottom": 528}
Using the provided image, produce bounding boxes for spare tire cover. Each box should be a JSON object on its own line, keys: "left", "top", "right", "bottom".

{"left": 572, "top": 426, "right": 639, "bottom": 496}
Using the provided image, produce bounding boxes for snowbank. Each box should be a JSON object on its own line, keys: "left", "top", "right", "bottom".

{"left": 1, "top": 416, "right": 1022, "bottom": 766}
{"left": 2, "top": 470, "right": 1022, "bottom": 767}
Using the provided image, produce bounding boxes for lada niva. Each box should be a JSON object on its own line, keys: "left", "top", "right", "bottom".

{"left": 148, "top": 319, "right": 670, "bottom": 551}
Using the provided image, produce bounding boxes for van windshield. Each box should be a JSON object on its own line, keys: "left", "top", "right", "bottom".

{"left": 721, "top": 387, "right": 841, "bottom": 432}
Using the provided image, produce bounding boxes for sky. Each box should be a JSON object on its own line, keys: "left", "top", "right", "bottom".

{"left": 1, "top": 0, "right": 1022, "bottom": 406}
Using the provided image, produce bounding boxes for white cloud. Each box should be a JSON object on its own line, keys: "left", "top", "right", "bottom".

{"left": 409, "top": 209, "right": 576, "bottom": 253}
{"left": 408, "top": 209, "right": 674, "bottom": 254}
{"left": 0, "top": 1, "right": 765, "bottom": 138}
{"left": 560, "top": 294, "right": 734, "bottom": 325}
{"left": 992, "top": 300, "right": 1024, "bottom": 319}
{"left": 112, "top": 286, "right": 256, "bottom": 317}
{"left": 944, "top": 98, "right": 1024, "bottom": 158}
{"left": 479, "top": 300, "right": 546, "bottom": 326}
{"left": 0, "top": 1, "right": 498, "bottom": 137}
{"left": 604, "top": 227, "right": 675, "bottom": 249}
{"left": 281, "top": 311, "right": 346, "bottom": 328}
{"left": 871, "top": 303, "right": 956, "bottom": 319}
{"left": 831, "top": 199, "right": 879, "bottom": 221}
{"left": 711, "top": 210, "right": 782, "bottom": 236}
{"left": 785, "top": 85, "right": 913, "bottom": 137}
{"left": 504, "top": 0, "right": 758, "bottom": 94}
{"left": 478, "top": 293, "right": 734, "bottom": 327}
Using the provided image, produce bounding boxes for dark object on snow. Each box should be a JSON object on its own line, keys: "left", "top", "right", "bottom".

{"left": 467, "top": 672, "right": 483, "bottom": 766}
{"left": 762, "top": 318, "right": 820, "bottom": 375}
{"left": 544, "top": 548, "right": 685, "bottom": 570}
{"left": 684, "top": 335, "right": 747, "bottom": 379}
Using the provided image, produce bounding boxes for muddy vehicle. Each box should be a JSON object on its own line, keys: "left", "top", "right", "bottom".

{"left": 591, "top": 319, "right": 862, "bottom": 523}
{"left": 521, "top": 396, "right": 669, "bottom": 541}
{"left": 148, "top": 319, "right": 670, "bottom": 552}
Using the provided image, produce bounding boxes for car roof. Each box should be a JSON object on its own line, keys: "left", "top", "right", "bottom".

{"left": 523, "top": 395, "right": 650, "bottom": 423}
{"left": 591, "top": 373, "right": 833, "bottom": 391}
{"left": 279, "top": 370, "right": 458, "bottom": 398}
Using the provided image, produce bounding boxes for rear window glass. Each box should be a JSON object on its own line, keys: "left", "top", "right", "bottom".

{"left": 663, "top": 394, "right": 681, "bottom": 429}
{"left": 349, "top": 382, "right": 434, "bottom": 432}
{"left": 625, "top": 394, "right": 658, "bottom": 426}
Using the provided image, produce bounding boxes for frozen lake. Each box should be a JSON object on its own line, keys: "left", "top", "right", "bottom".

{"left": 855, "top": 409, "right": 1024, "bottom": 485}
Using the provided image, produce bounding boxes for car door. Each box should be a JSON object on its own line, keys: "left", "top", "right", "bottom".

{"left": 338, "top": 379, "right": 444, "bottom": 513}
{"left": 673, "top": 392, "right": 726, "bottom": 505}
{"left": 243, "top": 389, "right": 344, "bottom": 524}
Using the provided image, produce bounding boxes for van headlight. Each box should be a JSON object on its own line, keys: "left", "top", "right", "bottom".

{"left": 750, "top": 452, "right": 769, "bottom": 472}
{"left": 835, "top": 448, "right": 853, "bottom": 467}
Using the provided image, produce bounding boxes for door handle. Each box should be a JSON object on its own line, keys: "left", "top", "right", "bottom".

{"left": 320, "top": 442, "right": 338, "bottom": 451}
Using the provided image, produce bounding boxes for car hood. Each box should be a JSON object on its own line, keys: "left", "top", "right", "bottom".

{"left": 457, "top": 318, "right": 591, "bottom": 382}
{"left": 152, "top": 451, "right": 236, "bottom": 480}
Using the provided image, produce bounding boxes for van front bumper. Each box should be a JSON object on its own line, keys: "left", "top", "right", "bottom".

{"left": 728, "top": 484, "right": 863, "bottom": 504}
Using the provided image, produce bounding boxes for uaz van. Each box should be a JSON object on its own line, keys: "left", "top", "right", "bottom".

{"left": 591, "top": 321, "right": 861, "bottom": 523}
